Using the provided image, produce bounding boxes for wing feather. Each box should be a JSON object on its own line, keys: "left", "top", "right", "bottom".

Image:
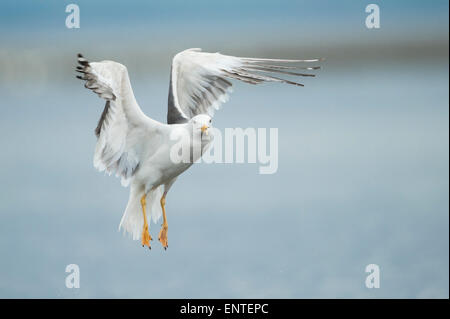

{"left": 76, "top": 54, "right": 160, "bottom": 186}
{"left": 167, "top": 48, "right": 321, "bottom": 123}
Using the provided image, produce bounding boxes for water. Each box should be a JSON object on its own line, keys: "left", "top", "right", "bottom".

{"left": 0, "top": 0, "right": 448, "bottom": 298}
{"left": 0, "top": 59, "right": 447, "bottom": 298}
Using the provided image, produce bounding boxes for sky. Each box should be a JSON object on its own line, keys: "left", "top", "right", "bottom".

{"left": 0, "top": 0, "right": 448, "bottom": 298}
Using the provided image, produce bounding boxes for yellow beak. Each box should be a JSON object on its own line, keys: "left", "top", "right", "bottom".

{"left": 201, "top": 125, "right": 208, "bottom": 135}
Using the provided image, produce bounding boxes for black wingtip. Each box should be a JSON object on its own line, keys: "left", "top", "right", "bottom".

{"left": 77, "top": 53, "right": 83, "bottom": 58}
{"left": 77, "top": 54, "right": 89, "bottom": 66}
{"left": 76, "top": 75, "right": 83, "bottom": 80}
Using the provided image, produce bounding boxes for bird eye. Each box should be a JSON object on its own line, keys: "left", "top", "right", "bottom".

{"left": 209, "top": 119, "right": 212, "bottom": 123}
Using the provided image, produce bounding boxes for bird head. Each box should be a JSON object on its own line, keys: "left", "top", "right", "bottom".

{"left": 191, "top": 114, "right": 212, "bottom": 137}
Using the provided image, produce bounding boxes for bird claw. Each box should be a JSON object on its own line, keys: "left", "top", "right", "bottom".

{"left": 158, "top": 224, "right": 168, "bottom": 249}
{"left": 141, "top": 226, "right": 152, "bottom": 249}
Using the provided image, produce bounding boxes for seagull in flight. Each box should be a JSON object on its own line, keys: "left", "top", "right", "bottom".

{"left": 76, "top": 48, "right": 320, "bottom": 250}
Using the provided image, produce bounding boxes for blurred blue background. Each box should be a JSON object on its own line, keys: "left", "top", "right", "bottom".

{"left": 0, "top": 0, "right": 448, "bottom": 298}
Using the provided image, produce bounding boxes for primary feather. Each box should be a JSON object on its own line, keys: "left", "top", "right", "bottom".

{"left": 167, "top": 48, "right": 321, "bottom": 124}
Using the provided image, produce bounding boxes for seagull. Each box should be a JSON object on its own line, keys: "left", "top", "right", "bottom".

{"left": 76, "top": 48, "right": 320, "bottom": 250}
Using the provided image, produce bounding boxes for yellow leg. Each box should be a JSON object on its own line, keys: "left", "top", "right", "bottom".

{"left": 141, "top": 194, "right": 152, "bottom": 248}
{"left": 158, "top": 195, "right": 168, "bottom": 249}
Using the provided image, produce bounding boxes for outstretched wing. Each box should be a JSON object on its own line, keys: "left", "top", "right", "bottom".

{"left": 167, "top": 48, "right": 322, "bottom": 124}
{"left": 76, "top": 54, "right": 161, "bottom": 186}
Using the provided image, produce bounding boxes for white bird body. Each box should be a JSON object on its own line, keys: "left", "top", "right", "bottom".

{"left": 76, "top": 48, "right": 320, "bottom": 248}
{"left": 118, "top": 118, "right": 213, "bottom": 240}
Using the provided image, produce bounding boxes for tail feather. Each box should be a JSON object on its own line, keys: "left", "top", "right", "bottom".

{"left": 118, "top": 185, "right": 163, "bottom": 240}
